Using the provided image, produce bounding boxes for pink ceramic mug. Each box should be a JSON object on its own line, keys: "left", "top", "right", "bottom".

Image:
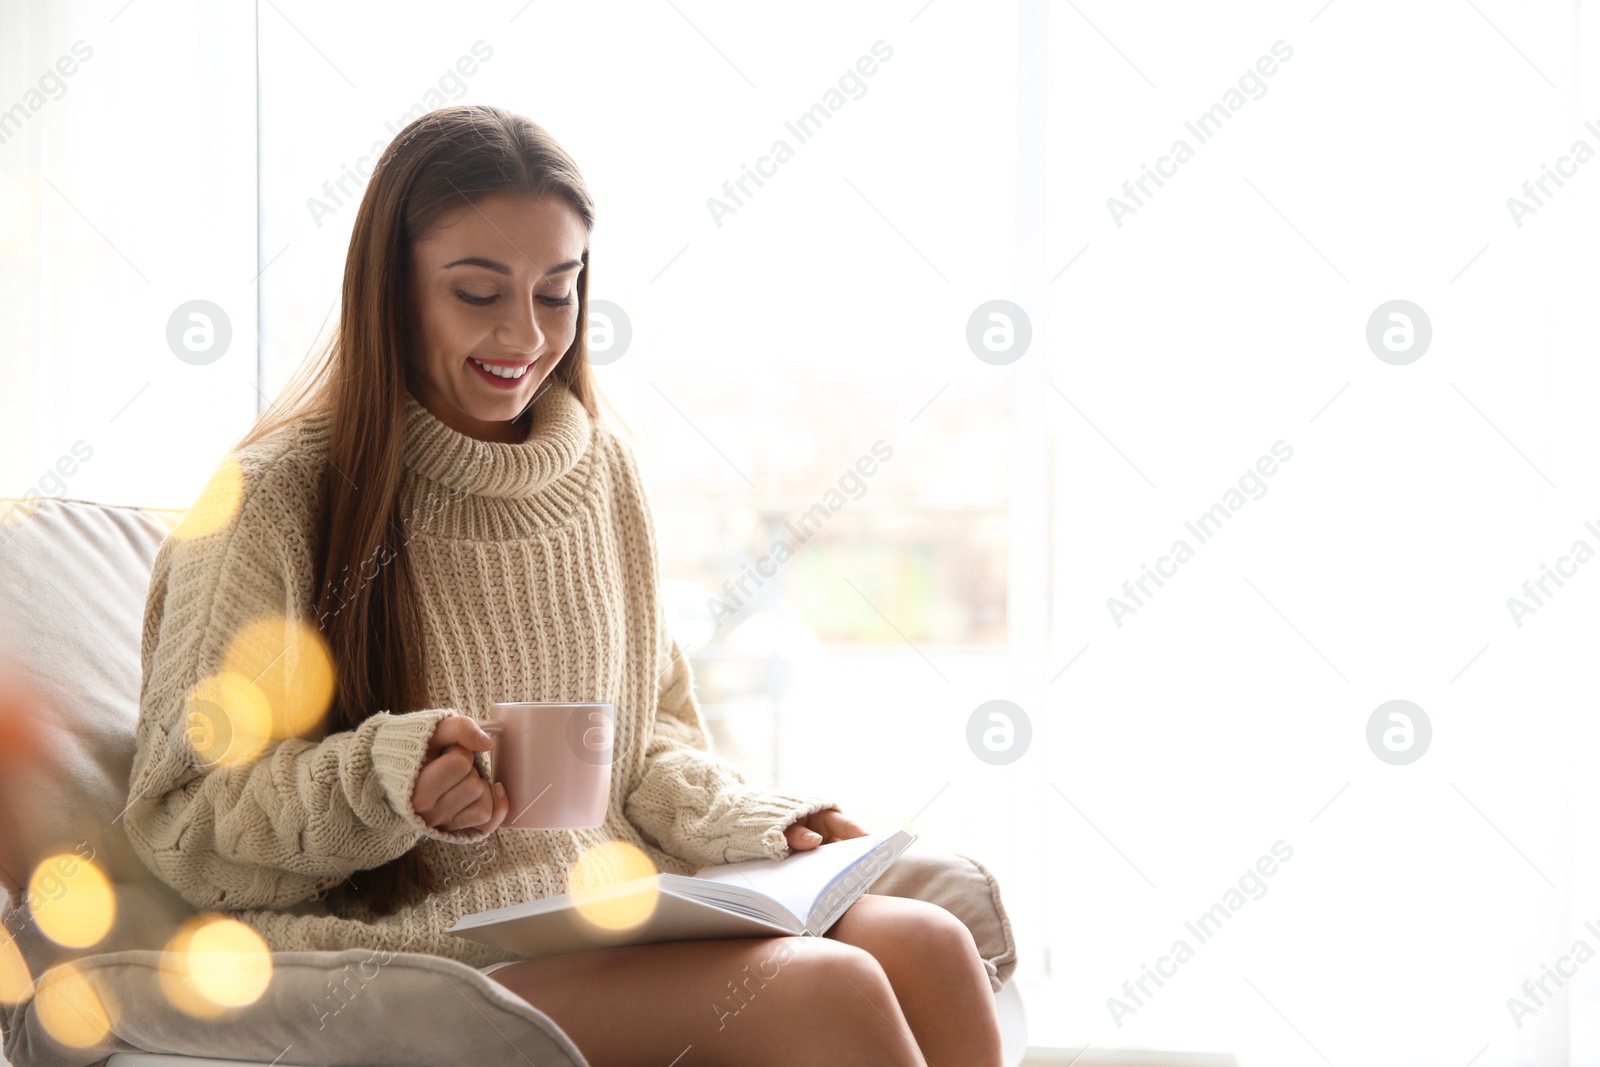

{"left": 480, "top": 702, "right": 615, "bottom": 830}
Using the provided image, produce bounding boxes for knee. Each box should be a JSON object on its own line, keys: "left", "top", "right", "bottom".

{"left": 758, "top": 938, "right": 922, "bottom": 1065}
{"left": 772, "top": 935, "right": 895, "bottom": 1002}
{"left": 920, "top": 900, "right": 983, "bottom": 962}
{"left": 881, "top": 897, "right": 984, "bottom": 970}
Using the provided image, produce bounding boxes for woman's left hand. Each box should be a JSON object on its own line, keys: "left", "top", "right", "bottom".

{"left": 784, "top": 807, "right": 869, "bottom": 851}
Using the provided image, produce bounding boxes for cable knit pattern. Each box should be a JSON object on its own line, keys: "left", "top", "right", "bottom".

{"left": 124, "top": 380, "right": 839, "bottom": 966}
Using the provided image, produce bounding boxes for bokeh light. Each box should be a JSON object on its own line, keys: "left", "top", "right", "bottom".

{"left": 141, "top": 507, "right": 186, "bottom": 536}
{"left": 222, "top": 615, "right": 335, "bottom": 739}
{"left": 170, "top": 453, "right": 244, "bottom": 540}
{"left": 184, "top": 671, "right": 273, "bottom": 768}
{"left": 34, "top": 961, "right": 114, "bottom": 1048}
{"left": 568, "top": 840, "right": 659, "bottom": 932}
{"left": 161, "top": 914, "right": 272, "bottom": 1012}
{"left": 29, "top": 852, "right": 115, "bottom": 949}
{"left": 0, "top": 933, "right": 31, "bottom": 1006}
{"left": 188, "top": 916, "right": 272, "bottom": 1006}
{"left": 158, "top": 916, "right": 226, "bottom": 1018}
{"left": 0, "top": 497, "right": 41, "bottom": 534}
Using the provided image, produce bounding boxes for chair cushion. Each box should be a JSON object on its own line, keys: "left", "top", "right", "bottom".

{"left": 0, "top": 498, "right": 189, "bottom": 911}
{"left": 2, "top": 944, "right": 586, "bottom": 1067}
{"left": 866, "top": 850, "right": 1019, "bottom": 992}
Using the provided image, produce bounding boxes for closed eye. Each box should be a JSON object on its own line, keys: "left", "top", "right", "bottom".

{"left": 455, "top": 292, "right": 574, "bottom": 308}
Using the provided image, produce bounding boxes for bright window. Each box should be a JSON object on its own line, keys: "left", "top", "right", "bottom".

{"left": 5, "top": 2, "right": 1598, "bottom": 1063}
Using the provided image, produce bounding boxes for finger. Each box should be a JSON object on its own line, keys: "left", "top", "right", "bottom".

{"left": 801, "top": 809, "right": 839, "bottom": 841}
{"left": 412, "top": 747, "right": 476, "bottom": 812}
{"left": 443, "top": 717, "right": 494, "bottom": 755}
{"left": 444, "top": 790, "right": 496, "bottom": 833}
{"left": 424, "top": 718, "right": 466, "bottom": 757}
{"left": 432, "top": 773, "right": 489, "bottom": 829}
{"left": 427, "top": 716, "right": 493, "bottom": 758}
{"left": 415, "top": 746, "right": 475, "bottom": 809}
{"left": 445, "top": 780, "right": 497, "bottom": 832}
{"left": 819, "top": 809, "right": 869, "bottom": 841}
{"left": 434, "top": 775, "right": 493, "bottom": 831}
{"left": 478, "top": 782, "right": 509, "bottom": 835}
{"left": 785, "top": 822, "right": 823, "bottom": 850}
{"left": 454, "top": 721, "right": 495, "bottom": 753}
{"left": 805, "top": 811, "right": 847, "bottom": 843}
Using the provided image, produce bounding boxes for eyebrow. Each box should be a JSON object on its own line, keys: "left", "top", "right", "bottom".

{"left": 440, "top": 256, "right": 584, "bottom": 277}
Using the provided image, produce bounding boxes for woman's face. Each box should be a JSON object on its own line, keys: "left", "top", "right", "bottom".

{"left": 407, "top": 192, "right": 587, "bottom": 442}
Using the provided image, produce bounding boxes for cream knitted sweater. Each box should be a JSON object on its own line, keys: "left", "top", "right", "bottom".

{"left": 124, "top": 381, "right": 838, "bottom": 967}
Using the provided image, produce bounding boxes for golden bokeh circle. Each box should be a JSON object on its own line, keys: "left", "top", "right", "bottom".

{"left": 29, "top": 853, "right": 115, "bottom": 949}
{"left": 171, "top": 454, "right": 244, "bottom": 540}
{"left": 184, "top": 672, "right": 273, "bottom": 768}
{"left": 221, "top": 615, "right": 336, "bottom": 740}
{"left": 34, "top": 961, "right": 114, "bottom": 1048}
{"left": 186, "top": 916, "right": 273, "bottom": 1008}
{"left": 160, "top": 914, "right": 274, "bottom": 1014}
{"left": 0, "top": 933, "right": 31, "bottom": 1006}
{"left": 0, "top": 497, "right": 41, "bottom": 532}
{"left": 569, "top": 840, "right": 660, "bottom": 932}
{"left": 141, "top": 507, "right": 186, "bottom": 536}
{"left": 158, "top": 916, "right": 226, "bottom": 1018}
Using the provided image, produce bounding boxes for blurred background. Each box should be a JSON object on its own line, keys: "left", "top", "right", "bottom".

{"left": 4, "top": 0, "right": 1600, "bottom": 1064}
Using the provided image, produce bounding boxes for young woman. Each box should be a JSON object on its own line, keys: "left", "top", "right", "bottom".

{"left": 125, "top": 105, "right": 1003, "bottom": 1067}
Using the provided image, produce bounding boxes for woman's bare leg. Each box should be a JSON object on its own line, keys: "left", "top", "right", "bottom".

{"left": 824, "top": 893, "right": 1006, "bottom": 1067}
{"left": 488, "top": 933, "right": 928, "bottom": 1067}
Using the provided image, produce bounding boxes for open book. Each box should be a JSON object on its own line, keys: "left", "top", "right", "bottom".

{"left": 447, "top": 829, "right": 915, "bottom": 958}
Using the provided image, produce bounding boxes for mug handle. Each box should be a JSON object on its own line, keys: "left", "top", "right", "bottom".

{"left": 478, "top": 720, "right": 504, "bottom": 784}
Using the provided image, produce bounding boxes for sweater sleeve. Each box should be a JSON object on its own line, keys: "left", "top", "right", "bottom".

{"left": 124, "top": 445, "right": 489, "bottom": 914}
{"left": 624, "top": 629, "right": 840, "bottom": 867}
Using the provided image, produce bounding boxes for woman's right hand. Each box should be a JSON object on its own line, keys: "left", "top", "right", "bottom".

{"left": 412, "top": 715, "right": 508, "bottom": 834}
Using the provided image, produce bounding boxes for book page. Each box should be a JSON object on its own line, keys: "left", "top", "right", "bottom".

{"left": 691, "top": 830, "right": 905, "bottom": 927}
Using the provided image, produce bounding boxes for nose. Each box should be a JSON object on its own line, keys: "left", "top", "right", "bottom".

{"left": 495, "top": 292, "right": 546, "bottom": 356}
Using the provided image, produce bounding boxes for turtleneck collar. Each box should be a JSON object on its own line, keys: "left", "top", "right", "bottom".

{"left": 401, "top": 380, "right": 592, "bottom": 499}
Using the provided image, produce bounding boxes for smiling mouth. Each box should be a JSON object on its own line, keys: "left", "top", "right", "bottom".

{"left": 468, "top": 357, "right": 534, "bottom": 380}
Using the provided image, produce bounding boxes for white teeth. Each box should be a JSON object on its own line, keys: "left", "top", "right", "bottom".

{"left": 470, "top": 358, "right": 529, "bottom": 380}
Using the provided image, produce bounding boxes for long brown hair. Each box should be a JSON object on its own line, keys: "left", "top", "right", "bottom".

{"left": 236, "top": 105, "right": 618, "bottom": 915}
